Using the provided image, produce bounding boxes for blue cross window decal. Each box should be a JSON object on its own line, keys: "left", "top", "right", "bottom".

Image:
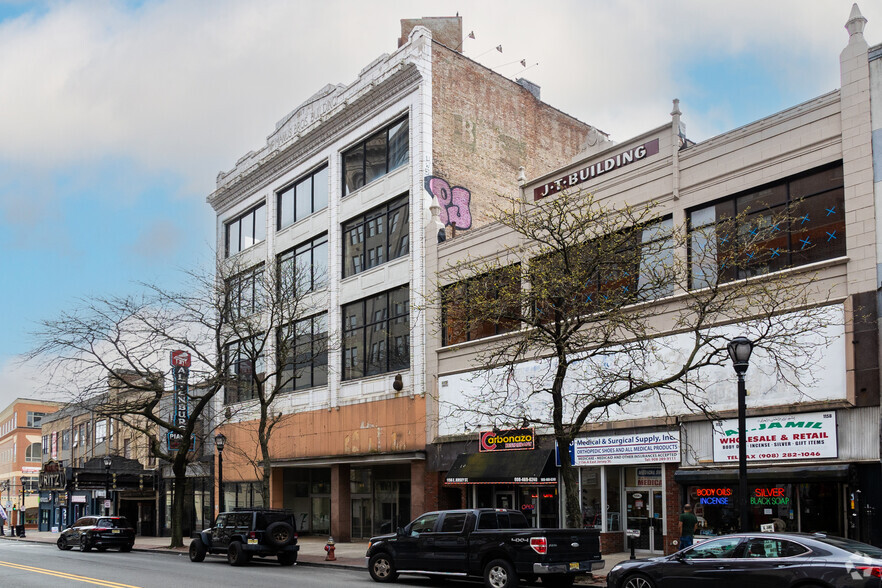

{"left": 826, "top": 230, "right": 837, "bottom": 242}
{"left": 825, "top": 206, "right": 836, "bottom": 216}
{"left": 770, "top": 248, "right": 780, "bottom": 258}
{"left": 800, "top": 214, "right": 810, "bottom": 225}
{"left": 800, "top": 237, "right": 812, "bottom": 249}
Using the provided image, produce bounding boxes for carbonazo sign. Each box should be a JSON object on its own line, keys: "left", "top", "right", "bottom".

{"left": 479, "top": 428, "right": 535, "bottom": 452}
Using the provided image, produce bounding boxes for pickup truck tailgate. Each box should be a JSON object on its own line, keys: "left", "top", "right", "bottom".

{"left": 544, "top": 531, "right": 601, "bottom": 562}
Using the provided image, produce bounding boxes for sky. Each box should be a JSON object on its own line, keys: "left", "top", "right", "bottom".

{"left": 0, "top": 0, "right": 878, "bottom": 409}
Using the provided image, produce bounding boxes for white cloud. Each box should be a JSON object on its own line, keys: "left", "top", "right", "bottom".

{"left": 0, "top": 0, "right": 877, "bottom": 194}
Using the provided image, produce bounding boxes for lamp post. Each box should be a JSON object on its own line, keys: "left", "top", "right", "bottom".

{"left": 103, "top": 455, "right": 112, "bottom": 516}
{"left": 214, "top": 433, "right": 226, "bottom": 514}
{"left": 728, "top": 336, "right": 754, "bottom": 533}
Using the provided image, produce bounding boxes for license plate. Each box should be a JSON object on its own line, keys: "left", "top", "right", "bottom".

{"left": 248, "top": 539, "right": 258, "bottom": 545}
{"left": 568, "top": 563, "right": 579, "bottom": 570}
{"left": 112, "top": 530, "right": 120, "bottom": 534}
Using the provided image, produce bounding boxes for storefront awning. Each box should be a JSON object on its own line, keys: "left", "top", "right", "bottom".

{"left": 445, "top": 449, "right": 557, "bottom": 485}
{"left": 674, "top": 464, "right": 854, "bottom": 485}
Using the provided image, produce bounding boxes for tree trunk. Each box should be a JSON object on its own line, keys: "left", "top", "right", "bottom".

{"left": 169, "top": 455, "right": 188, "bottom": 548}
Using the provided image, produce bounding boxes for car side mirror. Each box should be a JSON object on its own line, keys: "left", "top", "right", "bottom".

{"left": 397, "top": 527, "right": 406, "bottom": 536}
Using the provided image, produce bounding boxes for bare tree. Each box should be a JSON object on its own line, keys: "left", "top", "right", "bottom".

{"left": 25, "top": 253, "right": 324, "bottom": 545}
{"left": 438, "top": 188, "right": 840, "bottom": 527}
{"left": 219, "top": 253, "right": 329, "bottom": 506}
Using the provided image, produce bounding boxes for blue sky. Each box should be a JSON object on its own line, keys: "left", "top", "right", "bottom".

{"left": 0, "top": 0, "right": 876, "bottom": 407}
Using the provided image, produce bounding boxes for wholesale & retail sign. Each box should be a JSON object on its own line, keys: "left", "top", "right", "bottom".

{"left": 565, "top": 431, "right": 680, "bottom": 466}
{"left": 712, "top": 410, "right": 837, "bottom": 462}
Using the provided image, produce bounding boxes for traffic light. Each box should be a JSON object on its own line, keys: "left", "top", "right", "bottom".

{"left": 11, "top": 504, "right": 16, "bottom": 512}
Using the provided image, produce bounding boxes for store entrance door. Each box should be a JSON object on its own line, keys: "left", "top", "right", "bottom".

{"left": 495, "top": 491, "right": 515, "bottom": 510}
{"left": 626, "top": 489, "right": 664, "bottom": 553}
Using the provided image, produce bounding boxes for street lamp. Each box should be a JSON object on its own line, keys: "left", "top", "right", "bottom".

{"left": 103, "top": 455, "right": 112, "bottom": 516}
{"left": 728, "top": 336, "right": 754, "bottom": 533}
{"left": 214, "top": 433, "right": 226, "bottom": 514}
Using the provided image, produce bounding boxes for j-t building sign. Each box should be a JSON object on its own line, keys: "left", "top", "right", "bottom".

{"left": 534, "top": 138, "right": 660, "bottom": 200}
{"left": 168, "top": 350, "right": 193, "bottom": 451}
{"left": 712, "top": 411, "right": 838, "bottom": 463}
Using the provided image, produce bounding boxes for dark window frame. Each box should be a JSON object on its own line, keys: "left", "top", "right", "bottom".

{"left": 342, "top": 117, "right": 409, "bottom": 196}
{"left": 277, "top": 164, "right": 329, "bottom": 231}
{"left": 277, "top": 234, "right": 329, "bottom": 297}
{"left": 225, "top": 202, "right": 267, "bottom": 258}
{"left": 225, "top": 264, "right": 265, "bottom": 320}
{"left": 278, "top": 312, "right": 329, "bottom": 393}
{"left": 224, "top": 337, "right": 265, "bottom": 405}
{"left": 342, "top": 195, "right": 409, "bottom": 278}
{"left": 442, "top": 265, "right": 522, "bottom": 346}
{"left": 688, "top": 164, "right": 845, "bottom": 289}
{"left": 342, "top": 285, "right": 410, "bottom": 381}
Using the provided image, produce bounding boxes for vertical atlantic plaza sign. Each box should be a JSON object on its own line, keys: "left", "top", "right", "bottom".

{"left": 534, "top": 138, "right": 660, "bottom": 200}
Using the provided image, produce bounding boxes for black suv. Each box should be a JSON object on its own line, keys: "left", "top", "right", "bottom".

{"left": 189, "top": 509, "right": 299, "bottom": 566}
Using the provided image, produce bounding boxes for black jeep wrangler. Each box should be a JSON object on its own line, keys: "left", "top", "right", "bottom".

{"left": 189, "top": 508, "right": 299, "bottom": 566}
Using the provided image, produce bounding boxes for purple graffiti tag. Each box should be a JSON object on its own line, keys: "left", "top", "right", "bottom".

{"left": 425, "top": 176, "right": 473, "bottom": 230}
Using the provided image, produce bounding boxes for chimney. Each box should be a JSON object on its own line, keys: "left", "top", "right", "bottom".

{"left": 516, "top": 78, "right": 540, "bottom": 101}
{"left": 400, "top": 16, "right": 463, "bottom": 51}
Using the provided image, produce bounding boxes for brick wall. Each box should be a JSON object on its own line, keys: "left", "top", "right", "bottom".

{"left": 431, "top": 44, "right": 600, "bottom": 236}
{"left": 664, "top": 462, "right": 681, "bottom": 555}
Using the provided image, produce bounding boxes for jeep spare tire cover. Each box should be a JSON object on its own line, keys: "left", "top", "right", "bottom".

{"left": 265, "top": 521, "right": 295, "bottom": 547}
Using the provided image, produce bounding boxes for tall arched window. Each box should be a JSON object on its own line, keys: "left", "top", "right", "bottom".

{"left": 25, "top": 442, "right": 41, "bottom": 462}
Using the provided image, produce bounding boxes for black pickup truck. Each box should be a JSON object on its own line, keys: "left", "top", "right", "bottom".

{"left": 365, "top": 508, "right": 603, "bottom": 588}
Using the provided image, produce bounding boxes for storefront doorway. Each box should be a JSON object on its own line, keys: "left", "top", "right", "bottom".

{"left": 625, "top": 489, "right": 664, "bottom": 553}
{"left": 495, "top": 491, "right": 515, "bottom": 510}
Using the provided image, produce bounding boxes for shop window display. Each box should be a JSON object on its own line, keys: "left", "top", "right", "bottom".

{"left": 687, "top": 484, "right": 796, "bottom": 535}
{"left": 606, "top": 466, "right": 622, "bottom": 531}
{"left": 580, "top": 468, "right": 602, "bottom": 529}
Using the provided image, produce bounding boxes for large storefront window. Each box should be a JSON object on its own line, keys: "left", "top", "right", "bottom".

{"left": 685, "top": 483, "right": 816, "bottom": 536}
{"left": 606, "top": 465, "right": 622, "bottom": 532}
{"left": 580, "top": 468, "right": 602, "bottom": 529}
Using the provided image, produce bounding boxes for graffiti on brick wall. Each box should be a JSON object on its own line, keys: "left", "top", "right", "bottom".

{"left": 425, "top": 176, "right": 473, "bottom": 230}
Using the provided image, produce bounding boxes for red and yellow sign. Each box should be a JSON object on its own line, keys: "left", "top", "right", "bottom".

{"left": 479, "top": 428, "right": 535, "bottom": 452}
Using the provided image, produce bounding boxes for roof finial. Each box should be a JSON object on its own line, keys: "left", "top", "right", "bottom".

{"left": 846, "top": 4, "right": 867, "bottom": 38}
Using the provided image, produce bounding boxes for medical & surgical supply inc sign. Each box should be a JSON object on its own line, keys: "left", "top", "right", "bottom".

{"left": 567, "top": 431, "right": 680, "bottom": 466}
{"left": 712, "top": 410, "right": 837, "bottom": 463}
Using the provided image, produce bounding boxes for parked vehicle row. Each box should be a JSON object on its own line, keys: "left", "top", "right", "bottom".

{"left": 51, "top": 508, "right": 882, "bottom": 588}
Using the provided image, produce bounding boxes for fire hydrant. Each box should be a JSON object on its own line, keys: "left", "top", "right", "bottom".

{"left": 324, "top": 536, "right": 336, "bottom": 561}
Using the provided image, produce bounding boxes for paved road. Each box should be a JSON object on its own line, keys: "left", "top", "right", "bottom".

{"left": 0, "top": 540, "right": 387, "bottom": 588}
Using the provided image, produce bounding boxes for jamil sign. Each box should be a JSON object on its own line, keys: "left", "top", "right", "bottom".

{"left": 170, "top": 350, "right": 191, "bottom": 367}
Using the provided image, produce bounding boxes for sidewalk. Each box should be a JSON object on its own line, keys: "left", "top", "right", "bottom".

{"left": 1, "top": 531, "right": 633, "bottom": 584}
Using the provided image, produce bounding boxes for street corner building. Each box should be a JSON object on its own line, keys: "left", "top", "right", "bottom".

{"left": 431, "top": 5, "right": 882, "bottom": 554}
{"left": 207, "top": 17, "right": 605, "bottom": 540}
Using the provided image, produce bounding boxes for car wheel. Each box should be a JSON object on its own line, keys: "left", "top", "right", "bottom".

{"left": 80, "top": 538, "right": 91, "bottom": 552}
{"left": 57, "top": 537, "right": 72, "bottom": 551}
{"left": 278, "top": 552, "right": 297, "bottom": 566}
{"left": 227, "top": 541, "right": 250, "bottom": 566}
{"left": 265, "top": 521, "right": 295, "bottom": 548}
{"left": 541, "top": 575, "right": 574, "bottom": 588}
{"left": 369, "top": 552, "right": 399, "bottom": 582}
{"left": 484, "top": 558, "right": 518, "bottom": 588}
{"left": 623, "top": 574, "right": 655, "bottom": 588}
{"left": 189, "top": 537, "right": 207, "bottom": 562}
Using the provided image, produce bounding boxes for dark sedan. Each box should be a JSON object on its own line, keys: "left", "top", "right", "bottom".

{"left": 607, "top": 533, "right": 882, "bottom": 588}
{"left": 56, "top": 516, "right": 135, "bottom": 552}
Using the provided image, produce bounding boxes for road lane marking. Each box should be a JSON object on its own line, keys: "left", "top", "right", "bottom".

{"left": 0, "top": 560, "right": 143, "bottom": 587}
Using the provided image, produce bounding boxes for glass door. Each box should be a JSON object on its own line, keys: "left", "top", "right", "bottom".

{"left": 626, "top": 489, "right": 664, "bottom": 552}
{"left": 626, "top": 490, "right": 651, "bottom": 550}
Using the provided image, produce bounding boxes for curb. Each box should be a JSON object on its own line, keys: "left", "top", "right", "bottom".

{"left": 0, "top": 535, "right": 366, "bottom": 570}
